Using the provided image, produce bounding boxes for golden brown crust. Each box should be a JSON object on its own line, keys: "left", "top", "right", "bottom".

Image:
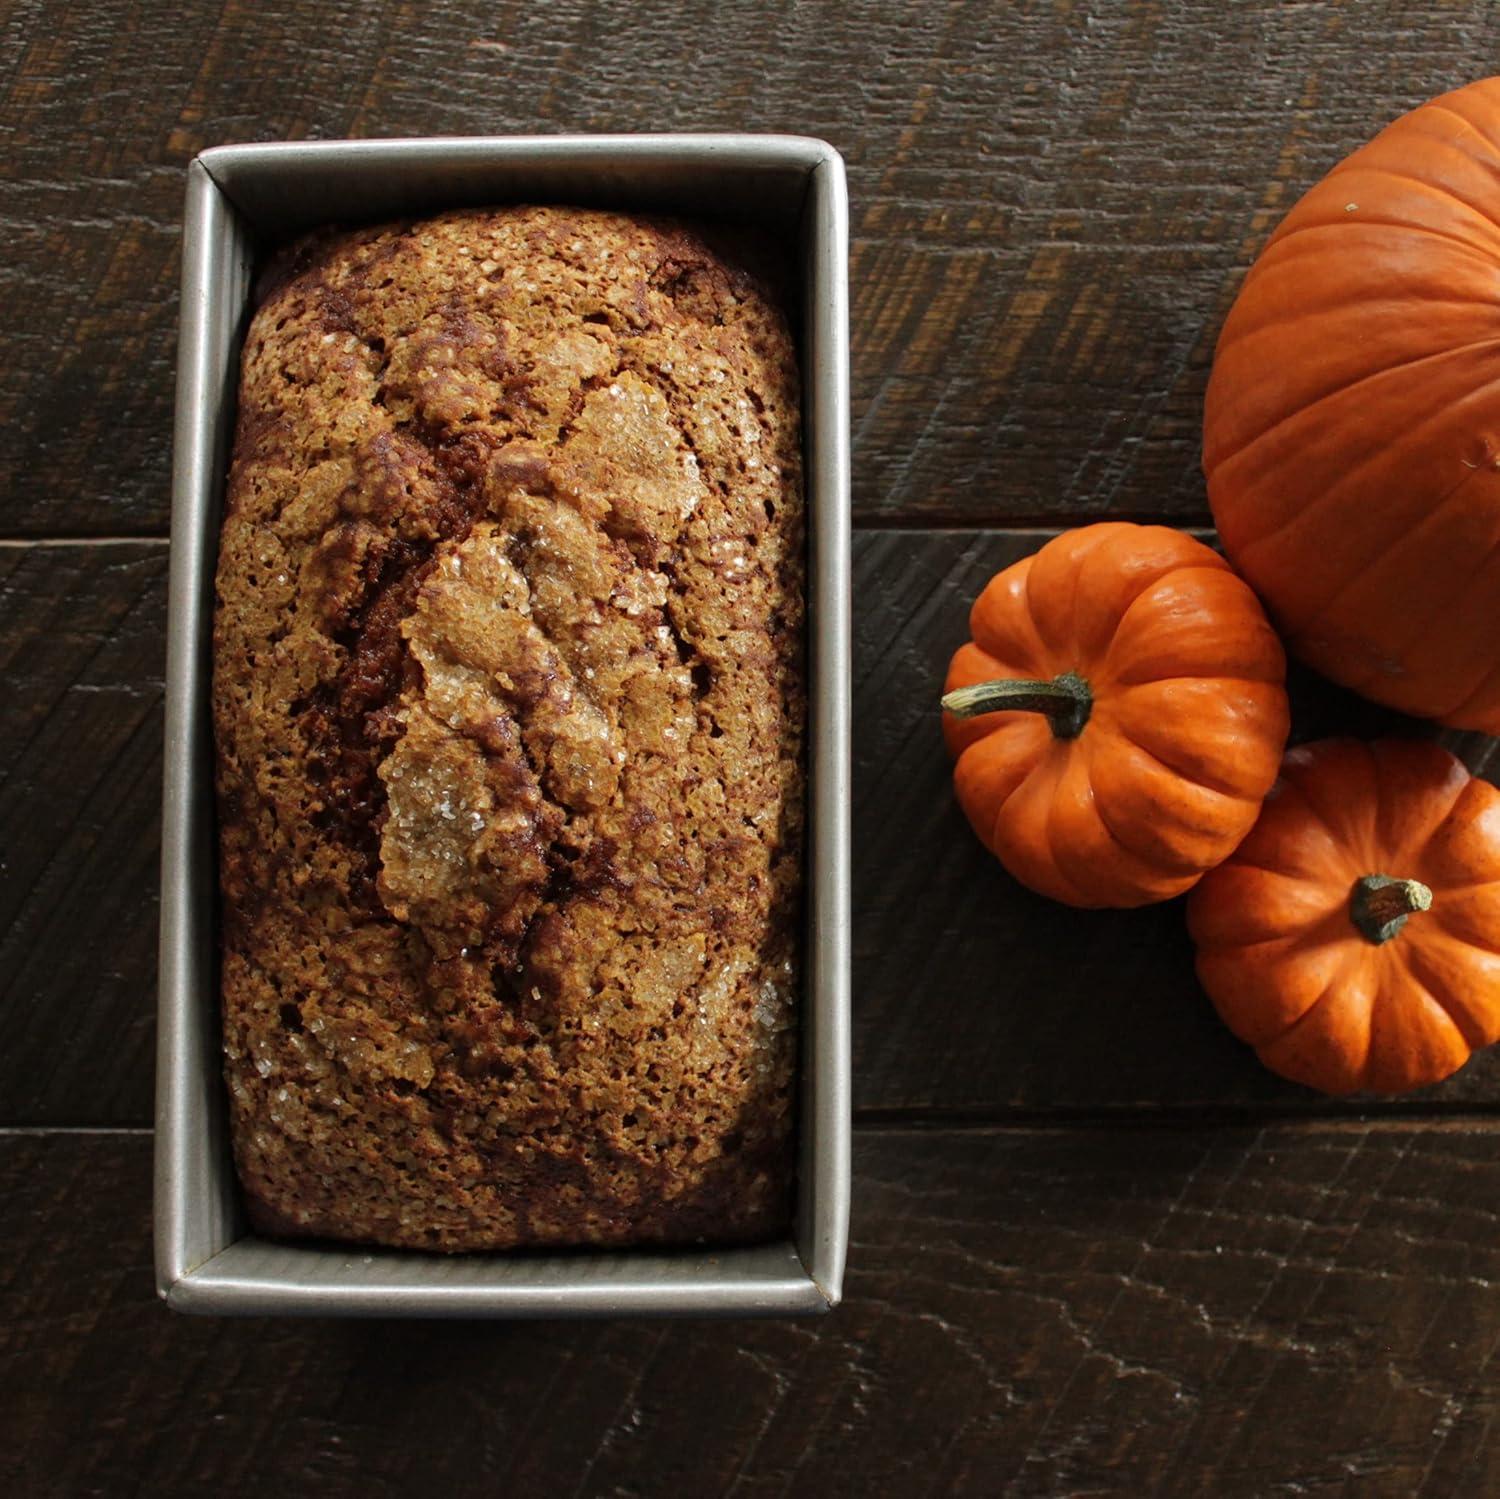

{"left": 213, "top": 205, "right": 803, "bottom": 1251}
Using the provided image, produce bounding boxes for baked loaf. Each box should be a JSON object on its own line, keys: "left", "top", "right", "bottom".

{"left": 213, "top": 206, "right": 804, "bottom": 1251}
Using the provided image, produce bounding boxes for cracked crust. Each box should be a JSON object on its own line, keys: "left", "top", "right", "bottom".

{"left": 213, "top": 206, "right": 804, "bottom": 1251}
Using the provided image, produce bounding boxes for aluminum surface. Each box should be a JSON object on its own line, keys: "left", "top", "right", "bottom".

{"left": 156, "top": 134, "right": 851, "bottom": 1318}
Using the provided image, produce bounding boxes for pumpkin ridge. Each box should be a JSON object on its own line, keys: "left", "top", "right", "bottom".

{"left": 1374, "top": 135, "right": 1500, "bottom": 225}
{"left": 1210, "top": 866, "right": 1349, "bottom": 946}
{"left": 1395, "top": 943, "right": 1491, "bottom": 1051}
{"left": 1202, "top": 920, "right": 1362, "bottom": 1045}
{"left": 1024, "top": 522, "right": 1122, "bottom": 660}
{"left": 1329, "top": 489, "right": 1500, "bottom": 713}
{"left": 953, "top": 723, "right": 1049, "bottom": 847}
{"left": 969, "top": 554, "right": 1051, "bottom": 669}
{"left": 1433, "top": 874, "right": 1500, "bottom": 900}
{"left": 1275, "top": 944, "right": 1369, "bottom": 1048}
{"left": 1428, "top": 885, "right": 1500, "bottom": 953}
{"left": 1104, "top": 714, "right": 1254, "bottom": 807}
{"left": 1228, "top": 371, "right": 1500, "bottom": 644}
{"left": 1092, "top": 738, "right": 1254, "bottom": 876}
{"left": 1422, "top": 888, "right": 1500, "bottom": 972}
{"left": 1195, "top": 908, "right": 1353, "bottom": 960}
{"left": 1278, "top": 747, "right": 1382, "bottom": 868}
{"left": 1205, "top": 854, "right": 1306, "bottom": 882}
{"left": 1230, "top": 263, "right": 1500, "bottom": 325}
{"left": 1421, "top": 97, "right": 1500, "bottom": 158}
{"left": 1084, "top": 736, "right": 1233, "bottom": 875}
{"left": 1107, "top": 644, "right": 1287, "bottom": 698}
{"left": 1088, "top": 781, "right": 1230, "bottom": 879}
{"left": 999, "top": 753, "right": 1095, "bottom": 907}
{"left": 1352, "top": 157, "right": 1500, "bottom": 234}
{"left": 1044, "top": 750, "right": 1170, "bottom": 900}
{"left": 1371, "top": 741, "right": 1474, "bottom": 870}
{"left": 1263, "top": 213, "right": 1500, "bottom": 271}
{"left": 1099, "top": 563, "right": 1252, "bottom": 670}
{"left": 1112, "top": 670, "right": 1286, "bottom": 698}
{"left": 1368, "top": 745, "right": 1401, "bottom": 876}
{"left": 1363, "top": 966, "right": 1473, "bottom": 1091}
{"left": 1290, "top": 458, "right": 1493, "bottom": 653}
{"left": 1256, "top": 945, "right": 1377, "bottom": 1085}
{"left": 1039, "top": 754, "right": 1109, "bottom": 905}
{"left": 1208, "top": 335, "right": 1500, "bottom": 489}
{"left": 1072, "top": 530, "right": 1229, "bottom": 665}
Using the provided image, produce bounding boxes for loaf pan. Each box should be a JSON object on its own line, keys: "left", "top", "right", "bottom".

{"left": 156, "top": 135, "right": 850, "bottom": 1317}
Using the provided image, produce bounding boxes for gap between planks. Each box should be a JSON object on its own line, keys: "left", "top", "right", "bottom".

{"left": 4, "top": 1113, "right": 1500, "bottom": 1140}
{"left": 0, "top": 536, "right": 171, "bottom": 548}
{"left": 0, "top": 517, "right": 1221, "bottom": 547}
{"left": 852, "top": 512, "right": 1216, "bottom": 532}
{"left": 853, "top": 1103, "right": 1500, "bottom": 1132}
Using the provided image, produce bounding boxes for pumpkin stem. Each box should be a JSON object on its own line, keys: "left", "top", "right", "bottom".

{"left": 941, "top": 671, "right": 1093, "bottom": 739}
{"left": 1350, "top": 874, "right": 1432, "bottom": 945}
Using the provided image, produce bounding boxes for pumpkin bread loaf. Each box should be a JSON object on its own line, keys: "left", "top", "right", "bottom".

{"left": 213, "top": 206, "right": 804, "bottom": 1251}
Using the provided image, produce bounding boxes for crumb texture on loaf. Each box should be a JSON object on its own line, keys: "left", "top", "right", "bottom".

{"left": 213, "top": 206, "right": 804, "bottom": 1251}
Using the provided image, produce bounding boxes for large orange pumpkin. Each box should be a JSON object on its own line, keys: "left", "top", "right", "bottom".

{"left": 942, "top": 523, "right": 1289, "bottom": 907}
{"left": 1204, "top": 76, "right": 1500, "bottom": 733}
{"left": 1188, "top": 739, "right": 1500, "bottom": 1094}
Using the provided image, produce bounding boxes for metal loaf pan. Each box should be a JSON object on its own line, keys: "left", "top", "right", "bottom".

{"left": 156, "top": 135, "right": 851, "bottom": 1317}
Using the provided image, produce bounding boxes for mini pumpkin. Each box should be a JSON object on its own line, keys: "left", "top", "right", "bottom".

{"left": 941, "top": 523, "right": 1290, "bottom": 907}
{"left": 1204, "top": 77, "right": 1500, "bottom": 732}
{"left": 1187, "top": 738, "right": 1500, "bottom": 1095}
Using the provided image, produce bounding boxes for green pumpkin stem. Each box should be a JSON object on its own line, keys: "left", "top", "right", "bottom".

{"left": 941, "top": 671, "right": 1093, "bottom": 740}
{"left": 1350, "top": 874, "right": 1432, "bottom": 945}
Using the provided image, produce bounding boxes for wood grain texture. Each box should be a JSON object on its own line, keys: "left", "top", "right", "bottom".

{"left": 2, "top": 1127, "right": 1496, "bottom": 1498}
{"left": 854, "top": 529, "right": 1500, "bottom": 1115}
{"left": 0, "top": 543, "right": 164, "bottom": 1123}
{"left": 5, "top": 1, "right": 1500, "bottom": 532}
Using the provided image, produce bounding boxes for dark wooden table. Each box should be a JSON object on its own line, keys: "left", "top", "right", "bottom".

{"left": 5, "top": 2, "right": 1500, "bottom": 1493}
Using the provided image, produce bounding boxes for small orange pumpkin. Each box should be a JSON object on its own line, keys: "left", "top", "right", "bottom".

{"left": 941, "top": 523, "right": 1290, "bottom": 907}
{"left": 1187, "top": 738, "right": 1500, "bottom": 1094}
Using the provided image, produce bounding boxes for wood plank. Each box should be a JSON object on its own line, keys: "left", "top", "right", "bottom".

{"left": 7, "top": 531, "right": 1500, "bottom": 1127}
{"left": 0, "top": 543, "right": 165, "bottom": 1124}
{"left": 853, "top": 529, "right": 1500, "bottom": 1114}
{"left": 1, "top": 1126, "right": 1496, "bottom": 1496}
{"left": 5, "top": 1, "right": 1499, "bottom": 532}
